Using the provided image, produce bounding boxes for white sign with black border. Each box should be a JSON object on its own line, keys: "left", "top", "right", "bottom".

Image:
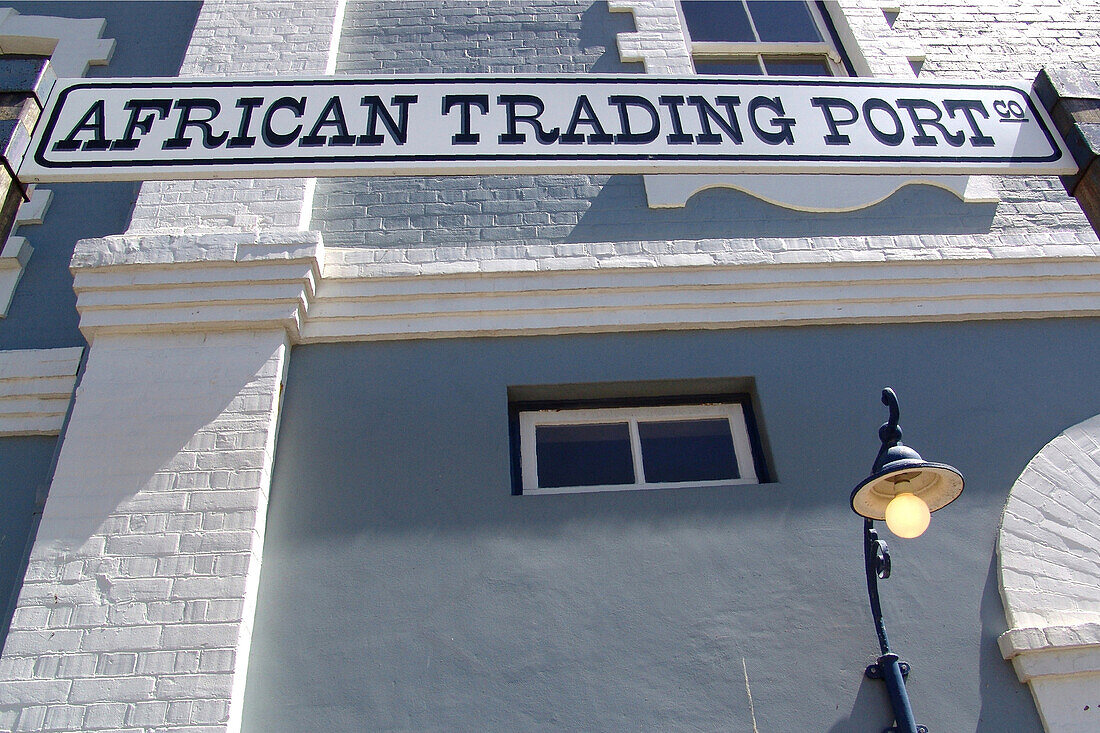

{"left": 20, "top": 75, "right": 1076, "bottom": 182}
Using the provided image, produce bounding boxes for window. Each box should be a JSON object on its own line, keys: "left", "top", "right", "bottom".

{"left": 516, "top": 401, "right": 762, "bottom": 495}
{"left": 679, "top": 0, "right": 852, "bottom": 77}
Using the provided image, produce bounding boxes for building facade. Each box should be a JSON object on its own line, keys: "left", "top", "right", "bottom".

{"left": 1, "top": 1, "right": 1100, "bottom": 731}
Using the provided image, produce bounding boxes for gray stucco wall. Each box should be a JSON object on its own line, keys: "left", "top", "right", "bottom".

{"left": 242, "top": 317, "right": 1100, "bottom": 732}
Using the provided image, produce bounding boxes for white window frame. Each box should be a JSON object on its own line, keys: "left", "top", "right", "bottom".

{"left": 677, "top": 1, "right": 848, "bottom": 77}
{"left": 519, "top": 403, "right": 759, "bottom": 495}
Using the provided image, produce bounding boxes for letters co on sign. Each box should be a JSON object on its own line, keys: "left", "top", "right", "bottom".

{"left": 22, "top": 75, "right": 1075, "bottom": 182}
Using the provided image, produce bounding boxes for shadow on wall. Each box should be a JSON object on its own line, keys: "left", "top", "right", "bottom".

{"left": 977, "top": 553, "right": 1042, "bottom": 731}
{"left": 579, "top": 2, "right": 645, "bottom": 73}
{"left": 565, "top": 176, "right": 999, "bottom": 243}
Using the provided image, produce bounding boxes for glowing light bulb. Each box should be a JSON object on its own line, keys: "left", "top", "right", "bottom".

{"left": 885, "top": 489, "right": 931, "bottom": 538}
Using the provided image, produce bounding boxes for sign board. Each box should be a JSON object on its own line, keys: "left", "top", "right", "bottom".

{"left": 20, "top": 75, "right": 1076, "bottom": 182}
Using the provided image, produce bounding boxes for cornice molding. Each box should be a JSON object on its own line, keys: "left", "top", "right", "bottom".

{"left": 301, "top": 253, "right": 1100, "bottom": 342}
{"left": 70, "top": 232, "right": 323, "bottom": 341}
{"left": 0, "top": 346, "right": 83, "bottom": 436}
{"left": 68, "top": 232, "right": 1100, "bottom": 343}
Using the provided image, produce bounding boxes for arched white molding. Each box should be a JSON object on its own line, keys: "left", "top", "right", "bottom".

{"left": 999, "top": 413, "right": 1100, "bottom": 732}
{"left": 609, "top": 0, "right": 993, "bottom": 213}
{"left": 644, "top": 172, "right": 998, "bottom": 210}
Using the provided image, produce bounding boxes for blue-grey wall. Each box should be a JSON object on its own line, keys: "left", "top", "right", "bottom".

{"left": 0, "top": 436, "right": 57, "bottom": 643}
{"left": 243, "top": 318, "right": 1100, "bottom": 732}
{"left": 0, "top": 0, "right": 202, "bottom": 351}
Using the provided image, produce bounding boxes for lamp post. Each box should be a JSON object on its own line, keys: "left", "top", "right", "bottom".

{"left": 849, "top": 388, "right": 964, "bottom": 733}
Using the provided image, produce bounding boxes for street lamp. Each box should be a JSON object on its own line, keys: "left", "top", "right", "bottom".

{"left": 849, "top": 388, "right": 964, "bottom": 733}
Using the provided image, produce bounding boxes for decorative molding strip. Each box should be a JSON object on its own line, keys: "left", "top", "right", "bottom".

{"left": 302, "top": 253, "right": 1100, "bottom": 342}
{"left": 0, "top": 7, "right": 111, "bottom": 315}
{"left": 71, "top": 232, "right": 323, "bottom": 341}
{"left": 643, "top": 173, "right": 999, "bottom": 210}
{"left": 0, "top": 187, "right": 53, "bottom": 317}
{"left": 1001, "top": 623, "right": 1100, "bottom": 665}
{"left": 0, "top": 346, "right": 83, "bottom": 436}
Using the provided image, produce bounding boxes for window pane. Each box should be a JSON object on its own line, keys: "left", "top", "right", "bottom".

{"left": 681, "top": 0, "right": 754, "bottom": 42}
{"left": 746, "top": 1, "right": 823, "bottom": 42}
{"left": 694, "top": 57, "right": 763, "bottom": 76}
{"left": 638, "top": 419, "right": 739, "bottom": 484}
{"left": 535, "top": 423, "right": 635, "bottom": 488}
{"left": 762, "top": 55, "right": 832, "bottom": 76}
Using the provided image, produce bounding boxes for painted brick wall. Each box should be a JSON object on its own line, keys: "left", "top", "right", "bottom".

{"left": 310, "top": 0, "right": 643, "bottom": 255}
{"left": 0, "top": 331, "right": 289, "bottom": 733}
{"left": 311, "top": 0, "right": 1100, "bottom": 277}
{"left": 127, "top": 0, "right": 343, "bottom": 234}
{"left": 889, "top": 1, "right": 1100, "bottom": 241}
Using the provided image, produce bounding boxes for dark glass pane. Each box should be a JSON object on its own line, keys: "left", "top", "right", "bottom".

{"left": 638, "top": 419, "right": 739, "bottom": 484}
{"left": 747, "top": 1, "right": 823, "bottom": 42}
{"left": 535, "top": 423, "right": 634, "bottom": 489}
{"left": 681, "top": 0, "right": 754, "bottom": 42}
{"left": 762, "top": 55, "right": 832, "bottom": 76}
{"left": 694, "top": 57, "right": 763, "bottom": 76}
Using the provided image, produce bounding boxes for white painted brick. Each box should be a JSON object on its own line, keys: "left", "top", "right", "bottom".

{"left": 1, "top": 329, "right": 290, "bottom": 730}
{"left": 67, "top": 676, "right": 156, "bottom": 704}
{"left": 0, "top": 679, "right": 71, "bottom": 706}
{"left": 42, "top": 704, "right": 84, "bottom": 730}
{"left": 127, "top": 1, "right": 343, "bottom": 238}
{"left": 82, "top": 703, "right": 128, "bottom": 729}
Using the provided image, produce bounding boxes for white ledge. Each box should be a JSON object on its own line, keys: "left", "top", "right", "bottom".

{"left": 0, "top": 236, "right": 34, "bottom": 317}
{"left": 71, "top": 232, "right": 324, "bottom": 340}
{"left": 300, "top": 255, "right": 1100, "bottom": 342}
{"left": 0, "top": 347, "right": 83, "bottom": 436}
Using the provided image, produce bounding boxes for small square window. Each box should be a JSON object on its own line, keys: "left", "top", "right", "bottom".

{"left": 516, "top": 402, "right": 760, "bottom": 495}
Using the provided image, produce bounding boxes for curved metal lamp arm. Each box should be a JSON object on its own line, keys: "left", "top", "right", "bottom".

{"left": 864, "top": 519, "right": 892, "bottom": 657}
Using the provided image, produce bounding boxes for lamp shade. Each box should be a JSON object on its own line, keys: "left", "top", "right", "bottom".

{"left": 850, "top": 443, "right": 964, "bottom": 521}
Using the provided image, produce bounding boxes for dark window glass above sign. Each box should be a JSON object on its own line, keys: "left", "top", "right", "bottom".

{"left": 683, "top": 0, "right": 842, "bottom": 77}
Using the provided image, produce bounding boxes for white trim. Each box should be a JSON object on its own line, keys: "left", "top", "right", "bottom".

{"left": 301, "top": 254, "right": 1100, "bottom": 343}
{"left": 300, "top": 0, "right": 349, "bottom": 232}
{"left": 70, "top": 232, "right": 323, "bottom": 341}
{"left": 0, "top": 235, "right": 32, "bottom": 316}
{"left": 0, "top": 346, "right": 83, "bottom": 436}
{"left": 0, "top": 8, "right": 114, "bottom": 77}
{"left": 642, "top": 172, "right": 999, "bottom": 210}
{"left": 519, "top": 402, "right": 757, "bottom": 495}
{"left": 69, "top": 233, "right": 1100, "bottom": 344}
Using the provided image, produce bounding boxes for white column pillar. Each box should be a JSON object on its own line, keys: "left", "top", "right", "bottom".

{"left": 0, "top": 232, "right": 320, "bottom": 732}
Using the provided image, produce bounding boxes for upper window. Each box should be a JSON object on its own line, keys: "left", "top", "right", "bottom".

{"left": 679, "top": 0, "right": 849, "bottom": 77}
{"left": 516, "top": 402, "right": 761, "bottom": 495}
